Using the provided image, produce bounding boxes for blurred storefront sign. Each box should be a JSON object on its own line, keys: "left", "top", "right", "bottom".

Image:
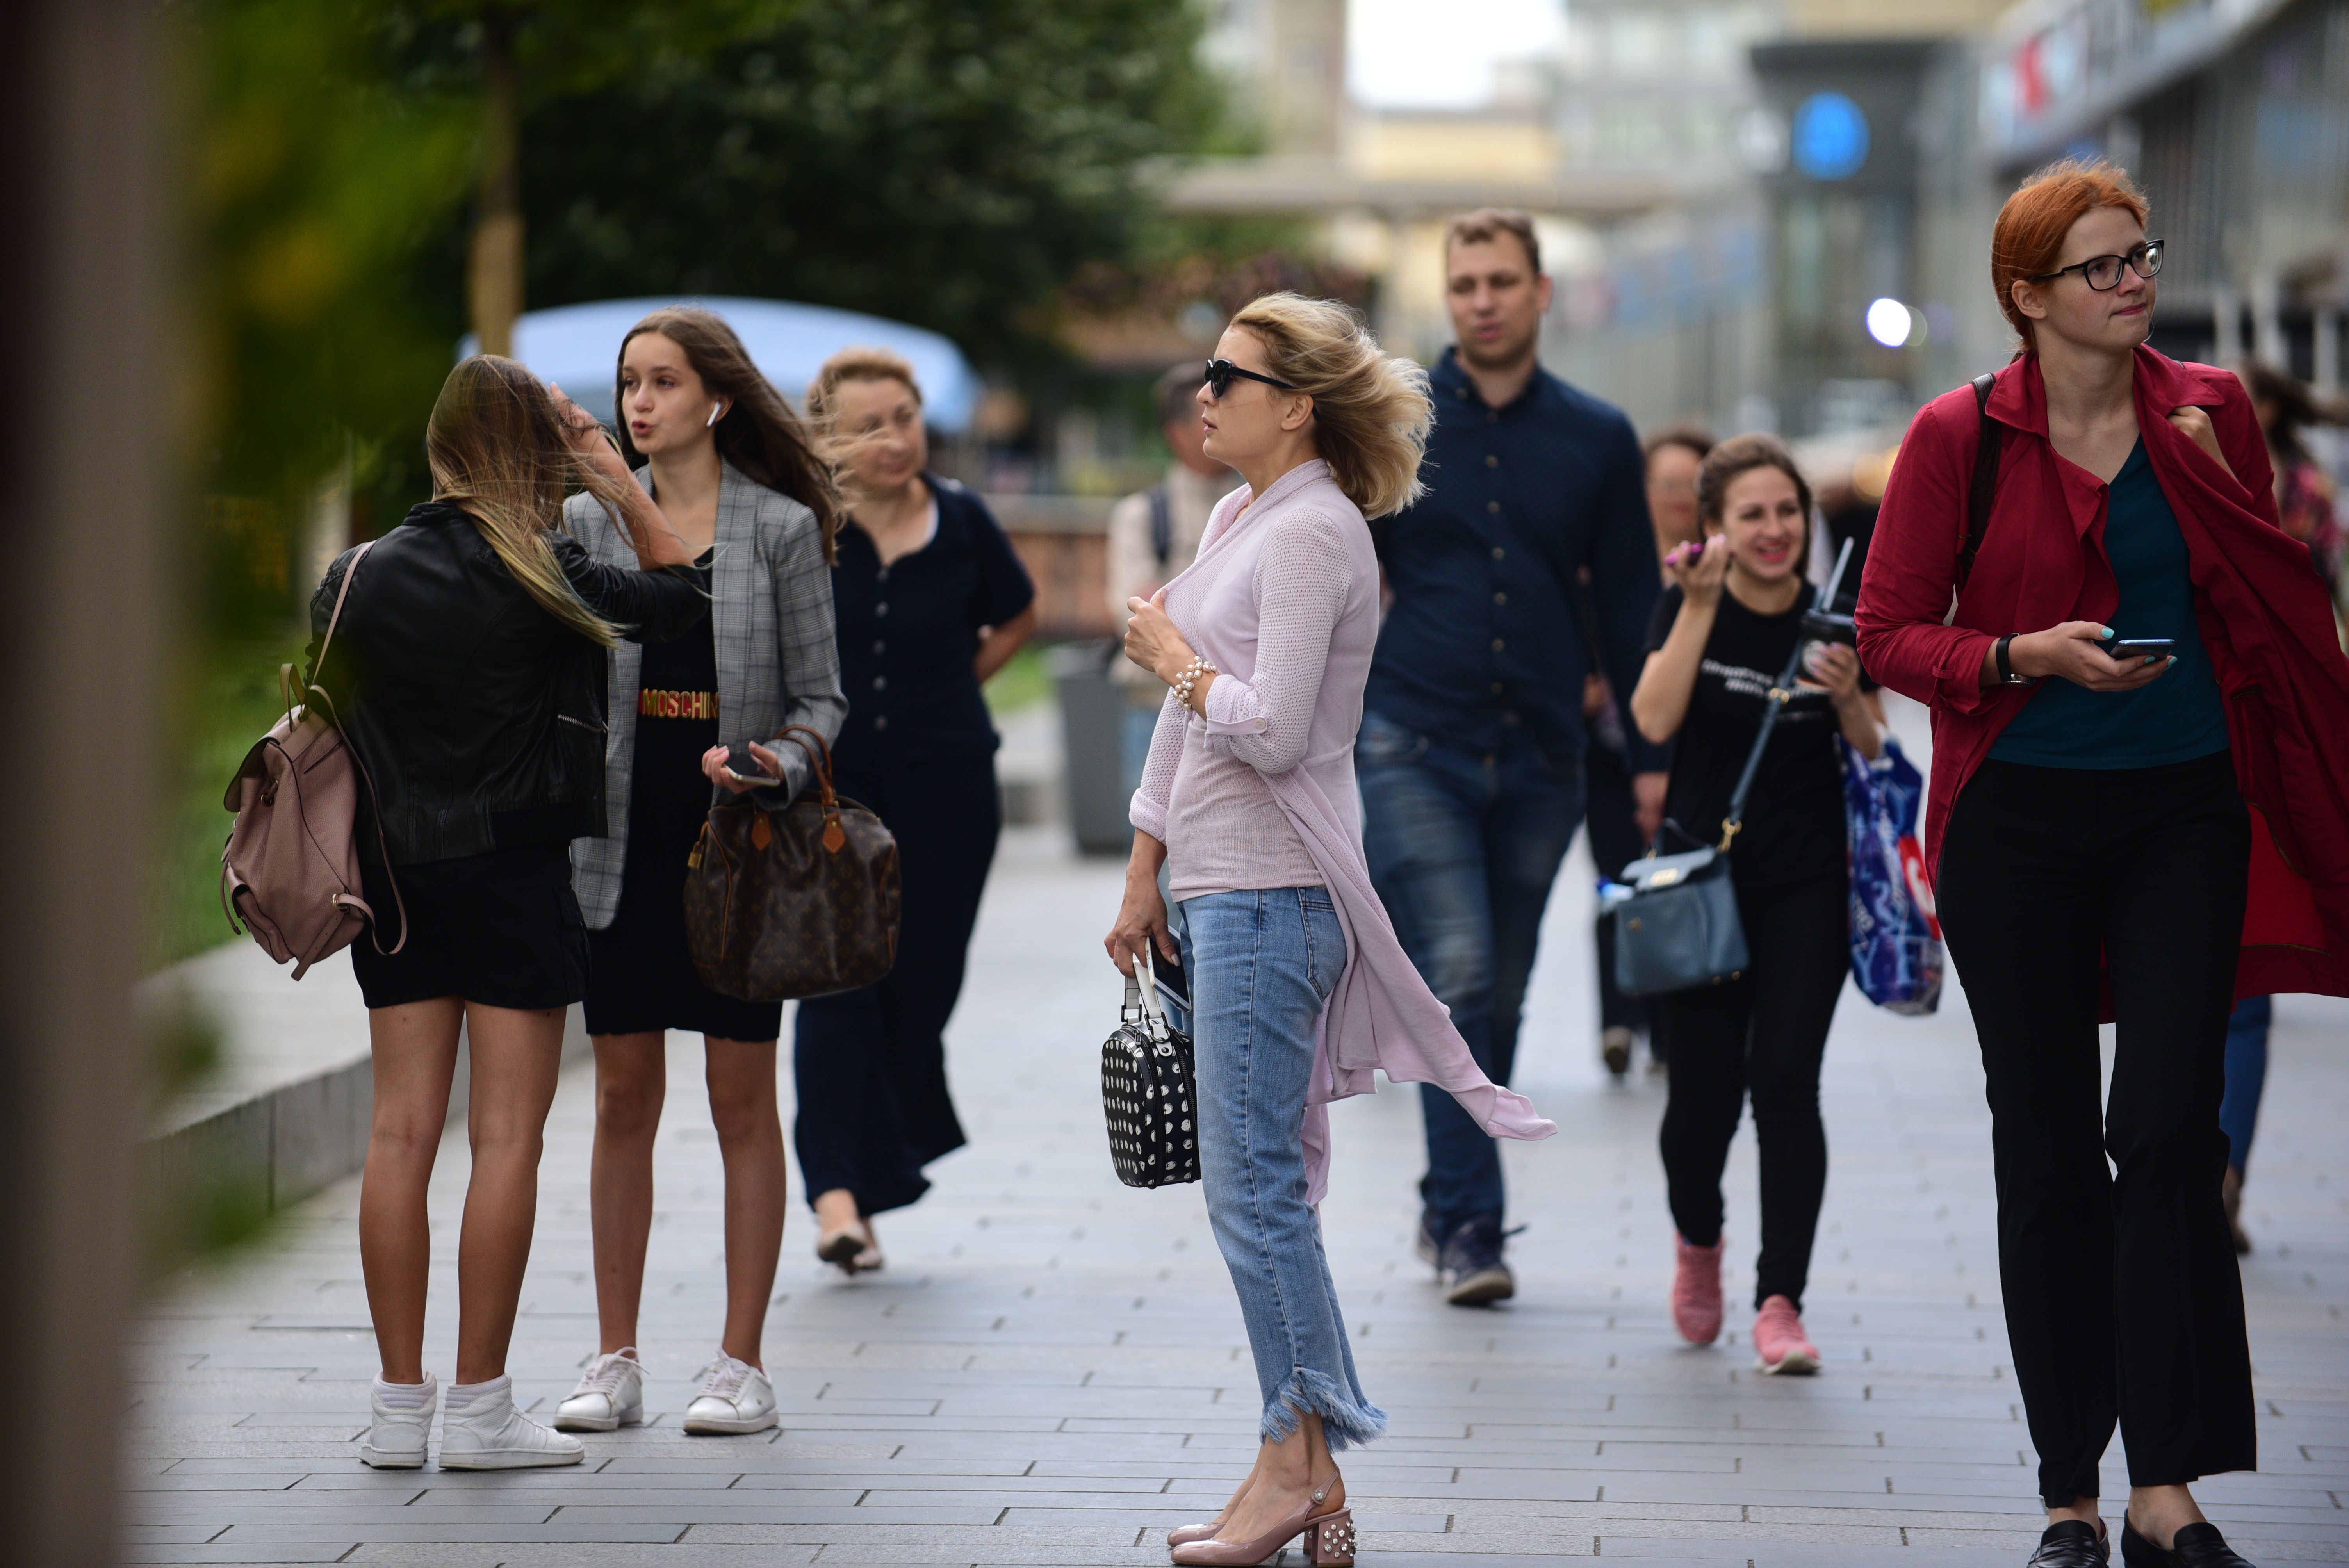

{"left": 1979, "top": 0, "right": 2296, "bottom": 166}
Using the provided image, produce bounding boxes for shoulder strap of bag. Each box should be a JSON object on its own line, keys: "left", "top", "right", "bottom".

{"left": 299, "top": 540, "right": 408, "bottom": 957}
{"left": 1955, "top": 372, "right": 2002, "bottom": 592}
{"left": 1147, "top": 484, "right": 1172, "bottom": 569}
{"left": 1715, "top": 625, "right": 1816, "bottom": 854}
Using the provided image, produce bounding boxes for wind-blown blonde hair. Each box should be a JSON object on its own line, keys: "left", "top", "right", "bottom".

{"left": 425, "top": 355, "right": 648, "bottom": 648}
{"left": 1226, "top": 293, "right": 1431, "bottom": 518}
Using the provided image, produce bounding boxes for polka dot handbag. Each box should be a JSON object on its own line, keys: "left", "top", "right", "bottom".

{"left": 1100, "top": 948, "right": 1201, "bottom": 1188}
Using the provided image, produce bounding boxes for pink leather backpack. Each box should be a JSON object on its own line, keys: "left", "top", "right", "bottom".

{"left": 220, "top": 540, "right": 405, "bottom": 978}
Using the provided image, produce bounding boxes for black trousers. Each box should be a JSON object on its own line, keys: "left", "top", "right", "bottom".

{"left": 1656, "top": 868, "right": 1848, "bottom": 1310}
{"left": 1936, "top": 752, "right": 2253, "bottom": 1506}
{"left": 793, "top": 750, "right": 1000, "bottom": 1216}
{"left": 1584, "top": 741, "right": 1654, "bottom": 1044}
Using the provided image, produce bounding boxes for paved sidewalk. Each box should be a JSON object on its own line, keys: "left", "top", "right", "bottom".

{"left": 127, "top": 810, "right": 2349, "bottom": 1565}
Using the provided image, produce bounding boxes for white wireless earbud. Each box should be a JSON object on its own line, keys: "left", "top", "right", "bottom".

{"left": 707, "top": 402, "right": 724, "bottom": 428}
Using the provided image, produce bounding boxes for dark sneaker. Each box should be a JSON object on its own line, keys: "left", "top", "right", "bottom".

{"left": 1436, "top": 1218, "right": 1514, "bottom": 1306}
{"left": 2028, "top": 1520, "right": 2109, "bottom": 1567}
{"left": 1413, "top": 1209, "right": 1440, "bottom": 1268}
{"left": 1600, "top": 1026, "right": 1634, "bottom": 1076}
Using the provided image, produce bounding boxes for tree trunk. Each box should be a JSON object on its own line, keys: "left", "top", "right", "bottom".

{"left": 468, "top": 10, "right": 522, "bottom": 357}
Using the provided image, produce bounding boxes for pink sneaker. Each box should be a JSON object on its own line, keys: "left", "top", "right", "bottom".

{"left": 1752, "top": 1294, "right": 1820, "bottom": 1374}
{"left": 1671, "top": 1235, "right": 1725, "bottom": 1345}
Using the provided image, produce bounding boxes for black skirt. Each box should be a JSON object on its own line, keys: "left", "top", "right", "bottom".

{"left": 350, "top": 842, "right": 589, "bottom": 1011}
{"left": 582, "top": 614, "right": 785, "bottom": 1042}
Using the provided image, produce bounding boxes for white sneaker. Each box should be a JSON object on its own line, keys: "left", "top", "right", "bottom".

{"left": 437, "top": 1378, "right": 585, "bottom": 1469}
{"left": 359, "top": 1374, "right": 436, "bottom": 1468}
{"left": 681, "top": 1353, "right": 778, "bottom": 1435}
{"left": 554, "top": 1350, "right": 644, "bottom": 1432}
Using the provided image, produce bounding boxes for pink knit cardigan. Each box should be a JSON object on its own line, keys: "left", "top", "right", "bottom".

{"left": 1130, "top": 460, "right": 1556, "bottom": 1203}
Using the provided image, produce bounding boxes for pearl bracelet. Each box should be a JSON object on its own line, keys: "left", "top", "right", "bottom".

{"left": 1172, "top": 654, "right": 1217, "bottom": 709}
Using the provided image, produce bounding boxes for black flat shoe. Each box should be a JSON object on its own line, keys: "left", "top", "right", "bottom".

{"left": 2120, "top": 1518, "right": 2256, "bottom": 1567}
{"left": 2029, "top": 1520, "right": 2110, "bottom": 1567}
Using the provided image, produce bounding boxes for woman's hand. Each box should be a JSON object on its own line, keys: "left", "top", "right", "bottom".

{"left": 1799, "top": 640, "right": 1864, "bottom": 699}
{"left": 549, "top": 384, "right": 626, "bottom": 477}
{"left": 2166, "top": 406, "right": 2238, "bottom": 485}
{"left": 1662, "top": 534, "right": 1729, "bottom": 608}
{"left": 1104, "top": 837, "right": 1177, "bottom": 977}
{"left": 2008, "top": 620, "right": 2174, "bottom": 691}
{"left": 1123, "top": 589, "right": 1193, "bottom": 684}
{"left": 701, "top": 742, "right": 785, "bottom": 795}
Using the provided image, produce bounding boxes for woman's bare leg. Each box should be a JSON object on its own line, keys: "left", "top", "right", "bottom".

{"left": 587, "top": 1032, "right": 666, "bottom": 1354}
{"left": 359, "top": 998, "right": 465, "bottom": 1385}
{"left": 452, "top": 1001, "right": 567, "bottom": 1386}
{"left": 705, "top": 1037, "right": 786, "bottom": 1367}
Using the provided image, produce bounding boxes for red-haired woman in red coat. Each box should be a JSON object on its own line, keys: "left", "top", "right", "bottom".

{"left": 1857, "top": 160, "right": 2349, "bottom": 1568}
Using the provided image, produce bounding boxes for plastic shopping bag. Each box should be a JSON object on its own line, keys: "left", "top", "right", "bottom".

{"left": 1839, "top": 735, "right": 1943, "bottom": 1014}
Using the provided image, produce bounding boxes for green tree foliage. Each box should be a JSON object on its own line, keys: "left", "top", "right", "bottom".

{"left": 518, "top": 0, "right": 1220, "bottom": 366}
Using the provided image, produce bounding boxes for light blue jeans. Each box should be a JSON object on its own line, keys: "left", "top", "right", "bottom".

{"left": 1179, "top": 887, "right": 1386, "bottom": 1450}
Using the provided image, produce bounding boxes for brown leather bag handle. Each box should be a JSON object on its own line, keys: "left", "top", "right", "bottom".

{"left": 769, "top": 723, "right": 838, "bottom": 807}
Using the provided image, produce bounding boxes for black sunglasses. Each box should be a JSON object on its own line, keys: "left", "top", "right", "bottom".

{"left": 1203, "top": 358, "right": 1298, "bottom": 399}
{"left": 2030, "top": 239, "right": 2164, "bottom": 291}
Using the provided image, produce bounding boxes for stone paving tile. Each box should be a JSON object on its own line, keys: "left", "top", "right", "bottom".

{"left": 127, "top": 798, "right": 2349, "bottom": 1564}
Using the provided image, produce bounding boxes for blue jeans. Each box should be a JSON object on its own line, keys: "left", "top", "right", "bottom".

{"left": 1356, "top": 712, "right": 1584, "bottom": 1237}
{"left": 2220, "top": 995, "right": 2270, "bottom": 1175}
{"left": 1180, "top": 887, "right": 1385, "bottom": 1450}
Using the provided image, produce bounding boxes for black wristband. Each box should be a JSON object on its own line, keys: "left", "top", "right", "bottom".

{"left": 1994, "top": 633, "right": 2035, "bottom": 687}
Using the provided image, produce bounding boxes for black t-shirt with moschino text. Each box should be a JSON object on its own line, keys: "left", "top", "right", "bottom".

{"left": 1642, "top": 582, "right": 1868, "bottom": 891}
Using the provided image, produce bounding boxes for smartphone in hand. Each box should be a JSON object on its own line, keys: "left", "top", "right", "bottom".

{"left": 722, "top": 743, "right": 777, "bottom": 784}
{"left": 2101, "top": 636, "right": 2176, "bottom": 665}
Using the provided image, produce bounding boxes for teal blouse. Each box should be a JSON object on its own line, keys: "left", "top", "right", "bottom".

{"left": 1989, "top": 437, "right": 2231, "bottom": 769}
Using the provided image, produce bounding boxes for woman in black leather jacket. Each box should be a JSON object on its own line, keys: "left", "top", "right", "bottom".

{"left": 308, "top": 355, "right": 708, "bottom": 1472}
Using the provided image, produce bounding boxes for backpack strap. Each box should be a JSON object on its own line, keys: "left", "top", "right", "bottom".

{"left": 1146, "top": 483, "right": 1172, "bottom": 569}
{"left": 299, "top": 540, "right": 408, "bottom": 957}
{"left": 1955, "top": 372, "right": 2002, "bottom": 592}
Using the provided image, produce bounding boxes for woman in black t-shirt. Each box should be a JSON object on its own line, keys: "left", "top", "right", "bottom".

{"left": 794, "top": 348, "right": 1037, "bottom": 1276}
{"left": 1629, "top": 434, "right": 1884, "bottom": 1376}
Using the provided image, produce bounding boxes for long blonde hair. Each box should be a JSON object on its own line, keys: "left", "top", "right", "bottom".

{"left": 424, "top": 355, "right": 647, "bottom": 647}
{"left": 1226, "top": 293, "right": 1432, "bottom": 518}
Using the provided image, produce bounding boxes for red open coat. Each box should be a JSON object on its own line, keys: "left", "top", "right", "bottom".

{"left": 1855, "top": 346, "right": 2349, "bottom": 1001}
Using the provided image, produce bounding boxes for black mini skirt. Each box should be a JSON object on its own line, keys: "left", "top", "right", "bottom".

{"left": 350, "top": 841, "right": 589, "bottom": 1012}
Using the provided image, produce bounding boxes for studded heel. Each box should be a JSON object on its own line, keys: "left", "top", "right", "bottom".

{"left": 1168, "top": 1479, "right": 1351, "bottom": 1567}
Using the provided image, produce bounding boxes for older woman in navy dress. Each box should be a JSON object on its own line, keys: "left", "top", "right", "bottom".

{"left": 795, "top": 347, "right": 1037, "bottom": 1273}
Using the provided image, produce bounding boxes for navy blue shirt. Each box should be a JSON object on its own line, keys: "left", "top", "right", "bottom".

{"left": 831, "top": 477, "right": 1035, "bottom": 773}
{"left": 1989, "top": 437, "right": 2230, "bottom": 769}
{"left": 1366, "top": 349, "right": 1666, "bottom": 770}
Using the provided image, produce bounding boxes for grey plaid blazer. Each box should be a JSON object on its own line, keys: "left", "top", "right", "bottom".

{"left": 565, "top": 460, "right": 847, "bottom": 929}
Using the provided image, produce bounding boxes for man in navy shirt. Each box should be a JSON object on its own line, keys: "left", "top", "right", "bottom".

{"left": 1361, "top": 210, "right": 1667, "bottom": 1304}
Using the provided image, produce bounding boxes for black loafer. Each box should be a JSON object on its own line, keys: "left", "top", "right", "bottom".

{"left": 2029, "top": 1520, "right": 2110, "bottom": 1567}
{"left": 2120, "top": 1519, "right": 2256, "bottom": 1567}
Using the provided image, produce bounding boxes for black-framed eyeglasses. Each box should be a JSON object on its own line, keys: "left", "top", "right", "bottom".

{"left": 2030, "top": 239, "right": 2164, "bottom": 291}
{"left": 1203, "top": 359, "right": 1298, "bottom": 399}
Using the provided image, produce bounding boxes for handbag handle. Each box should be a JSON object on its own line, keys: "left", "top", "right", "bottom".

{"left": 1122, "top": 945, "right": 1172, "bottom": 1038}
{"left": 766, "top": 723, "right": 838, "bottom": 807}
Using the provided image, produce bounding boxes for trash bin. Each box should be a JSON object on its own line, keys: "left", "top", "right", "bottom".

{"left": 1052, "top": 640, "right": 1130, "bottom": 856}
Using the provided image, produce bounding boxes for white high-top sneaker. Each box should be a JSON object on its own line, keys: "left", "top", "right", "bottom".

{"left": 359, "top": 1374, "right": 437, "bottom": 1468}
{"left": 438, "top": 1376, "right": 585, "bottom": 1469}
{"left": 554, "top": 1350, "right": 644, "bottom": 1432}
{"left": 681, "top": 1353, "right": 778, "bottom": 1435}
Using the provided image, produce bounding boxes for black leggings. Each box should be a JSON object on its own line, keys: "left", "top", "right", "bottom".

{"left": 1937, "top": 753, "right": 2252, "bottom": 1507}
{"left": 1656, "top": 869, "right": 1848, "bottom": 1311}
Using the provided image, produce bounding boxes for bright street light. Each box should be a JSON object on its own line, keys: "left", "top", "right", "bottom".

{"left": 1866, "top": 297, "right": 1914, "bottom": 348}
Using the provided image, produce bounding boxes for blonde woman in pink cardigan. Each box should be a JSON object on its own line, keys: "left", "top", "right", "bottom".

{"left": 1105, "top": 294, "right": 1555, "bottom": 1568}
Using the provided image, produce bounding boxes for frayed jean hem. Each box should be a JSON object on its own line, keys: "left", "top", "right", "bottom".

{"left": 1260, "top": 1367, "right": 1387, "bottom": 1452}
